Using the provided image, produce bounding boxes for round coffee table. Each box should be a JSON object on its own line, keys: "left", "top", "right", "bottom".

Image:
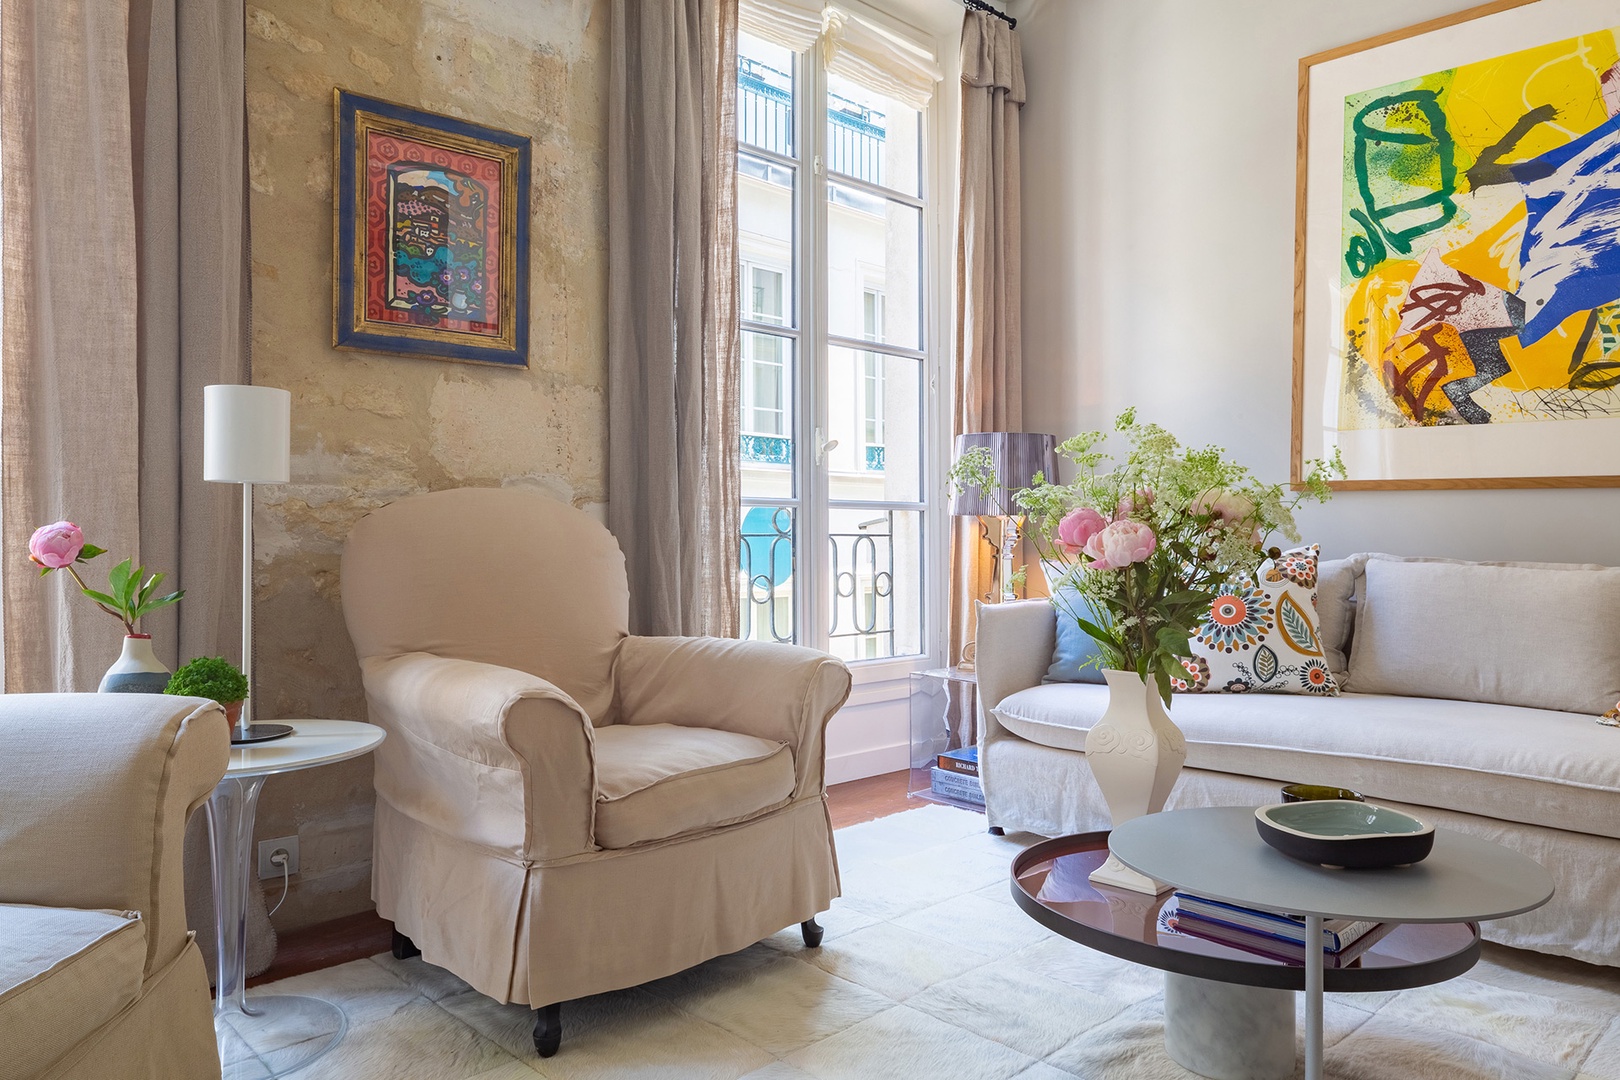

{"left": 1108, "top": 807, "right": 1554, "bottom": 1080}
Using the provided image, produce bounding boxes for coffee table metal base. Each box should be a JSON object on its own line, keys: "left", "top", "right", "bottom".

{"left": 1165, "top": 973, "right": 1293, "bottom": 1080}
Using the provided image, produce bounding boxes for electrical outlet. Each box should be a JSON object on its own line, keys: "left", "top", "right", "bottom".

{"left": 258, "top": 835, "right": 299, "bottom": 880}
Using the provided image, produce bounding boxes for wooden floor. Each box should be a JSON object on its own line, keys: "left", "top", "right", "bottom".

{"left": 247, "top": 768, "right": 918, "bottom": 988}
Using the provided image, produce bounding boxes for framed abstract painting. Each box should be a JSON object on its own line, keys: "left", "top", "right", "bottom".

{"left": 1293, "top": 0, "right": 1620, "bottom": 488}
{"left": 333, "top": 90, "right": 529, "bottom": 367}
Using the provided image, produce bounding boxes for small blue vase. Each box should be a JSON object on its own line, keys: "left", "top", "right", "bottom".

{"left": 98, "top": 635, "right": 171, "bottom": 693}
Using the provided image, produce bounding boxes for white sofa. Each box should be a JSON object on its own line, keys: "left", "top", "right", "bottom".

{"left": 975, "top": 553, "right": 1620, "bottom": 967}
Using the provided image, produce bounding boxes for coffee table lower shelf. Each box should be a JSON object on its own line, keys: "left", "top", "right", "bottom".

{"left": 1011, "top": 832, "right": 1481, "bottom": 1080}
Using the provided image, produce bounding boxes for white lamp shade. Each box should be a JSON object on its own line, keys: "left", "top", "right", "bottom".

{"left": 203, "top": 385, "right": 291, "bottom": 484}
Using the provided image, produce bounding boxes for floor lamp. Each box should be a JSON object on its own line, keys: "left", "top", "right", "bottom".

{"left": 203, "top": 384, "right": 293, "bottom": 744}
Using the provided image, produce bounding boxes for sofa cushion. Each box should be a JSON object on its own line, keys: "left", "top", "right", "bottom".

{"left": 1316, "top": 556, "right": 1358, "bottom": 679}
{"left": 593, "top": 723, "right": 794, "bottom": 849}
{"left": 1349, "top": 558, "right": 1620, "bottom": 715}
{"left": 1182, "top": 546, "right": 1338, "bottom": 696}
{"left": 1044, "top": 585, "right": 1106, "bottom": 684}
{"left": 992, "top": 684, "right": 1620, "bottom": 839}
{"left": 0, "top": 904, "right": 146, "bottom": 1079}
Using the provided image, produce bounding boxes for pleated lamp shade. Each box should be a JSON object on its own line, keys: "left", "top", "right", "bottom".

{"left": 203, "top": 385, "right": 291, "bottom": 484}
{"left": 949, "top": 432, "right": 1059, "bottom": 517}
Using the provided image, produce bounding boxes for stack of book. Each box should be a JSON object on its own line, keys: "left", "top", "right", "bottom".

{"left": 929, "top": 746, "right": 984, "bottom": 805}
{"left": 1167, "top": 893, "right": 1389, "bottom": 966}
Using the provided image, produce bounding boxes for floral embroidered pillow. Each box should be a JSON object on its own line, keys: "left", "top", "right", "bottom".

{"left": 1602, "top": 703, "right": 1620, "bottom": 728}
{"left": 1172, "top": 545, "right": 1340, "bottom": 696}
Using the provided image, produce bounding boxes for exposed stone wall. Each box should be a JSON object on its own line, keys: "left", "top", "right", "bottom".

{"left": 245, "top": 0, "right": 607, "bottom": 929}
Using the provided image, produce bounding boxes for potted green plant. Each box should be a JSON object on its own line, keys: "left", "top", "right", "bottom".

{"left": 165, "top": 656, "right": 249, "bottom": 725}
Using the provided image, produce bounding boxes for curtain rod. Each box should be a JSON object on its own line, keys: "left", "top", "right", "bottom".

{"left": 963, "top": 0, "right": 1015, "bottom": 30}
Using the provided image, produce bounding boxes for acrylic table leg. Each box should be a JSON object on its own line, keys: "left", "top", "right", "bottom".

{"left": 207, "top": 774, "right": 346, "bottom": 1077}
{"left": 206, "top": 775, "right": 265, "bottom": 1016}
{"left": 1304, "top": 913, "right": 1324, "bottom": 1080}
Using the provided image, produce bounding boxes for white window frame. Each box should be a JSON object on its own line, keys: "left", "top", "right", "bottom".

{"left": 738, "top": 9, "right": 948, "bottom": 684}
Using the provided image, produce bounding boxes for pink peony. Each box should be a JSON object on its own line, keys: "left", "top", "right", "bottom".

{"left": 1081, "top": 530, "right": 1113, "bottom": 570}
{"left": 1192, "top": 488, "right": 1256, "bottom": 526}
{"left": 1056, "top": 507, "right": 1109, "bottom": 555}
{"left": 1092, "top": 519, "right": 1157, "bottom": 568}
{"left": 1116, "top": 488, "right": 1155, "bottom": 518}
{"left": 28, "top": 521, "right": 84, "bottom": 569}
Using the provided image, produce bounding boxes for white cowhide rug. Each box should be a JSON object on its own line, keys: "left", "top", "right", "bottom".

{"left": 222, "top": 804, "right": 1620, "bottom": 1080}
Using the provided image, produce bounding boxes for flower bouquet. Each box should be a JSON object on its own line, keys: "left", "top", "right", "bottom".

{"left": 1017, "top": 409, "right": 1340, "bottom": 702}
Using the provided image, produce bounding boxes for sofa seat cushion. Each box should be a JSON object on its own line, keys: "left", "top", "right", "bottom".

{"left": 0, "top": 904, "right": 146, "bottom": 1079}
{"left": 593, "top": 723, "right": 794, "bottom": 849}
{"left": 992, "top": 684, "right": 1620, "bottom": 839}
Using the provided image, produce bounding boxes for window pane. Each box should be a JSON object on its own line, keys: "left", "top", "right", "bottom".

{"left": 741, "top": 332, "right": 794, "bottom": 499}
{"left": 738, "top": 32, "right": 793, "bottom": 156}
{"left": 827, "top": 508, "right": 922, "bottom": 661}
{"left": 826, "top": 72, "right": 920, "bottom": 196}
{"left": 741, "top": 505, "right": 796, "bottom": 645}
{"left": 825, "top": 345, "right": 920, "bottom": 503}
{"left": 739, "top": 158, "right": 795, "bottom": 328}
{"left": 826, "top": 187, "right": 919, "bottom": 350}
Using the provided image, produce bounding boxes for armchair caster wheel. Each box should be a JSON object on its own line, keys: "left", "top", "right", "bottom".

{"left": 988, "top": 826, "right": 1005, "bottom": 836}
{"left": 533, "top": 1002, "right": 562, "bottom": 1057}
{"left": 800, "top": 918, "right": 824, "bottom": 948}
{"left": 391, "top": 929, "right": 421, "bottom": 960}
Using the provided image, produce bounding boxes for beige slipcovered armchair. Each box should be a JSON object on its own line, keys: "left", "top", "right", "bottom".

{"left": 341, "top": 488, "right": 851, "bottom": 1057}
{"left": 0, "top": 694, "right": 228, "bottom": 1080}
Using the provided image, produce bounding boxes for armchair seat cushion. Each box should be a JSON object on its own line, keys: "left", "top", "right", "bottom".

{"left": 0, "top": 904, "right": 146, "bottom": 1078}
{"left": 593, "top": 724, "right": 795, "bottom": 849}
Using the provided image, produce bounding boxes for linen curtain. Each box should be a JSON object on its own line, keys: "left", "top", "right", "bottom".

{"left": 949, "top": 8, "right": 1026, "bottom": 666}
{"left": 2, "top": 3, "right": 145, "bottom": 693}
{"left": 608, "top": 0, "right": 742, "bottom": 638}
{"left": 2, "top": 0, "right": 269, "bottom": 974}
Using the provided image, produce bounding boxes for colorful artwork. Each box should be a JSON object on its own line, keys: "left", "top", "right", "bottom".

{"left": 1339, "top": 27, "right": 1620, "bottom": 431}
{"left": 1295, "top": 1, "right": 1620, "bottom": 488}
{"left": 334, "top": 91, "right": 529, "bottom": 367}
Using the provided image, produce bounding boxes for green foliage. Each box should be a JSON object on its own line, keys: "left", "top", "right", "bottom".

{"left": 165, "top": 656, "right": 248, "bottom": 704}
{"left": 78, "top": 557, "right": 184, "bottom": 636}
{"left": 1019, "top": 411, "right": 1343, "bottom": 703}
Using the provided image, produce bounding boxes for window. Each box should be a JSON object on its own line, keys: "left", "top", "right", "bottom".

{"left": 736, "top": 25, "right": 935, "bottom": 665}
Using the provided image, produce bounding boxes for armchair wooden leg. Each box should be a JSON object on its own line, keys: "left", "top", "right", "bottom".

{"left": 800, "top": 918, "right": 824, "bottom": 948}
{"left": 391, "top": 929, "right": 420, "bottom": 960}
{"left": 533, "top": 1002, "right": 562, "bottom": 1057}
{"left": 988, "top": 826, "right": 1005, "bottom": 835}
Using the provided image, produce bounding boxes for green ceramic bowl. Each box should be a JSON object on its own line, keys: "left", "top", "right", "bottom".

{"left": 1255, "top": 800, "right": 1435, "bottom": 869}
{"left": 1280, "top": 783, "right": 1365, "bottom": 804}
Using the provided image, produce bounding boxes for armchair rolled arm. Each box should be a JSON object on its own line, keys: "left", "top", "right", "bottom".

{"left": 0, "top": 694, "right": 228, "bottom": 976}
{"left": 974, "top": 599, "right": 1057, "bottom": 734}
{"left": 361, "top": 653, "right": 598, "bottom": 861}
{"left": 612, "top": 637, "right": 852, "bottom": 798}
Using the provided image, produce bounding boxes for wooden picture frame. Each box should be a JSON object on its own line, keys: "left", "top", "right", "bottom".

{"left": 333, "top": 90, "right": 530, "bottom": 368}
{"left": 1292, "top": 0, "right": 1620, "bottom": 489}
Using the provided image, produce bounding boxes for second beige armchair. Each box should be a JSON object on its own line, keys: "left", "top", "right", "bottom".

{"left": 340, "top": 487, "right": 851, "bottom": 1058}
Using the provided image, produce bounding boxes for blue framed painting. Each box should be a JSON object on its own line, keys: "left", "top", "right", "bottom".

{"left": 333, "top": 90, "right": 530, "bottom": 367}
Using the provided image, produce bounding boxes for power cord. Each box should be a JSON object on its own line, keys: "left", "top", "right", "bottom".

{"left": 268, "top": 849, "right": 291, "bottom": 917}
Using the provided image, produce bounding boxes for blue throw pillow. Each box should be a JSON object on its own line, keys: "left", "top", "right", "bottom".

{"left": 1045, "top": 585, "right": 1107, "bottom": 683}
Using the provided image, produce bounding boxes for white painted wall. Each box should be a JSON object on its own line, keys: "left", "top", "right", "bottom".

{"left": 1012, "top": 0, "right": 1620, "bottom": 564}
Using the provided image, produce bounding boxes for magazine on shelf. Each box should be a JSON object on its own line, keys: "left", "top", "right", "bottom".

{"left": 1173, "top": 893, "right": 1380, "bottom": 952}
{"left": 1167, "top": 912, "right": 1395, "bottom": 967}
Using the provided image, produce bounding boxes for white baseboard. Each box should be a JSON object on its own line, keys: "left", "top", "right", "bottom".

{"left": 826, "top": 741, "right": 907, "bottom": 786}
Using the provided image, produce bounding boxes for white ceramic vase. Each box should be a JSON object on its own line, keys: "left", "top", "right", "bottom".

{"left": 98, "top": 634, "right": 171, "bottom": 694}
{"left": 1085, "top": 669, "right": 1188, "bottom": 894}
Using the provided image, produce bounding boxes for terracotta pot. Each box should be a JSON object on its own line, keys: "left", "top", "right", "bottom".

{"left": 223, "top": 700, "right": 244, "bottom": 726}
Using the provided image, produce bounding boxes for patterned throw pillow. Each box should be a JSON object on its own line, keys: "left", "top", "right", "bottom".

{"left": 1172, "top": 545, "right": 1340, "bottom": 696}
{"left": 1602, "top": 703, "right": 1620, "bottom": 728}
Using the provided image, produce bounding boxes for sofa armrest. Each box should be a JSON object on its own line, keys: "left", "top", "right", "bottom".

{"left": 361, "top": 653, "right": 598, "bottom": 861}
{"left": 0, "top": 693, "right": 229, "bottom": 976}
{"left": 975, "top": 599, "right": 1057, "bottom": 732}
{"left": 612, "top": 637, "right": 852, "bottom": 799}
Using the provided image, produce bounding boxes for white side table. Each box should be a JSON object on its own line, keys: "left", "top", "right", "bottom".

{"left": 208, "top": 719, "right": 385, "bottom": 1078}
